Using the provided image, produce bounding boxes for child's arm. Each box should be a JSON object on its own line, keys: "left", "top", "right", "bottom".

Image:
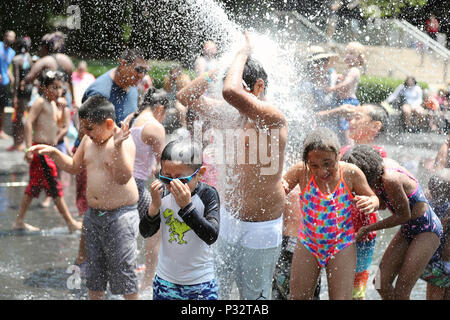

{"left": 222, "top": 32, "right": 286, "bottom": 129}
{"left": 55, "top": 98, "right": 70, "bottom": 143}
{"left": 327, "top": 67, "right": 360, "bottom": 93}
{"left": 111, "top": 122, "right": 135, "bottom": 185}
{"left": 139, "top": 180, "right": 163, "bottom": 238}
{"left": 434, "top": 140, "right": 448, "bottom": 170}
{"left": 283, "top": 162, "right": 303, "bottom": 195}
{"left": 347, "top": 163, "right": 379, "bottom": 213}
{"left": 176, "top": 67, "right": 221, "bottom": 116}
{"left": 141, "top": 121, "right": 166, "bottom": 166}
{"left": 177, "top": 182, "right": 220, "bottom": 245}
{"left": 356, "top": 176, "right": 412, "bottom": 241}
{"left": 24, "top": 98, "right": 43, "bottom": 162}
{"left": 29, "top": 137, "right": 86, "bottom": 175}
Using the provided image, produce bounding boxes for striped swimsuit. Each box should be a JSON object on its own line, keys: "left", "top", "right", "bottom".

{"left": 299, "top": 167, "right": 355, "bottom": 268}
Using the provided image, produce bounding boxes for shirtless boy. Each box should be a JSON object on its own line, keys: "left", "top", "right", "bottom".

{"left": 13, "top": 70, "right": 81, "bottom": 233}
{"left": 177, "top": 32, "right": 287, "bottom": 300}
{"left": 29, "top": 94, "right": 140, "bottom": 300}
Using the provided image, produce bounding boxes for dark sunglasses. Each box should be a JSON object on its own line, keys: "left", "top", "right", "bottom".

{"left": 135, "top": 66, "right": 149, "bottom": 74}
{"left": 159, "top": 167, "right": 200, "bottom": 185}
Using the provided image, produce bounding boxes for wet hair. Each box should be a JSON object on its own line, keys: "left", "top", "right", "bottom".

{"left": 40, "top": 70, "right": 64, "bottom": 87}
{"left": 365, "top": 103, "right": 389, "bottom": 134}
{"left": 161, "top": 140, "right": 203, "bottom": 171}
{"left": 341, "top": 144, "right": 384, "bottom": 188}
{"left": 119, "top": 48, "right": 145, "bottom": 64}
{"left": 243, "top": 56, "right": 268, "bottom": 94}
{"left": 15, "top": 36, "right": 31, "bottom": 53}
{"left": 130, "top": 88, "right": 169, "bottom": 127}
{"left": 302, "top": 128, "right": 341, "bottom": 163}
{"left": 41, "top": 32, "right": 66, "bottom": 54}
{"left": 140, "top": 87, "right": 169, "bottom": 111}
{"left": 78, "top": 94, "right": 115, "bottom": 124}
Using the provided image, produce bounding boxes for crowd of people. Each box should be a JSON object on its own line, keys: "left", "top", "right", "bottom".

{"left": 0, "top": 28, "right": 449, "bottom": 301}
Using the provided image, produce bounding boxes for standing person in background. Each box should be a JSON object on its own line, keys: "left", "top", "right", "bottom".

{"left": 24, "top": 32, "right": 75, "bottom": 109}
{"left": 194, "top": 41, "right": 218, "bottom": 76}
{"left": 8, "top": 36, "right": 32, "bottom": 151}
{"left": 326, "top": 41, "right": 365, "bottom": 145}
{"left": 425, "top": 13, "right": 439, "bottom": 41}
{"left": 162, "top": 66, "right": 191, "bottom": 135}
{"left": 72, "top": 60, "right": 95, "bottom": 110}
{"left": 0, "top": 30, "right": 16, "bottom": 139}
{"left": 82, "top": 49, "right": 148, "bottom": 125}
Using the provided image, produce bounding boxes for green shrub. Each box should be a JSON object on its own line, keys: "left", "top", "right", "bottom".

{"left": 357, "top": 75, "right": 429, "bottom": 104}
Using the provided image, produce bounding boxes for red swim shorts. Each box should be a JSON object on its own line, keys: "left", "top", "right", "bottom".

{"left": 25, "top": 152, "right": 64, "bottom": 198}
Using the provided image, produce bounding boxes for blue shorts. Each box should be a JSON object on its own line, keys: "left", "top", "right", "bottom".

{"left": 153, "top": 275, "right": 218, "bottom": 300}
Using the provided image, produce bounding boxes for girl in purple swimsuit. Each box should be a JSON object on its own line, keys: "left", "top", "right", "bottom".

{"left": 342, "top": 145, "right": 443, "bottom": 300}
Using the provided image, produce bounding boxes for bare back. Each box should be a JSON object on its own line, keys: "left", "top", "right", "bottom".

{"left": 81, "top": 136, "right": 139, "bottom": 210}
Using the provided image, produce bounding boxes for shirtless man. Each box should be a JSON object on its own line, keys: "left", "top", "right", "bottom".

{"left": 29, "top": 94, "right": 140, "bottom": 300}
{"left": 177, "top": 32, "right": 287, "bottom": 300}
{"left": 24, "top": 32, "right": 75, "bottom": 108}
{"left": 13, "top": 70, "right": 81, "bottom": 232}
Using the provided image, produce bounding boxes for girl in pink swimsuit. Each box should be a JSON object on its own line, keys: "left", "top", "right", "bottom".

{"left": 283, "top": 128, "right": 379, "bottom": 299}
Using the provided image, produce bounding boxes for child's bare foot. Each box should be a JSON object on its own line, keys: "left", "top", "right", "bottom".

{"left": 12, "top": 222, "right": 40, "bottom": 232}
{"left": 68, "top": 220, "right": 82, "bottom": 233}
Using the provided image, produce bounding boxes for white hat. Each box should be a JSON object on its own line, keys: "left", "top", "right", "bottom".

{"left": 306, "top": 46, "right": 338, "bottom": 61}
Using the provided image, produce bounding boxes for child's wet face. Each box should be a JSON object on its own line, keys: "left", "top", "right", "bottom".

{"left": 307, "top": 149, "right": 339, "bottom": 183}
{"left": 349, "top": 107, "right": 377, "bottom": 141}
{"left": 344, "top": 48, "right": 358, "bottom": 65}
{"left": 79, "top": 119, "right": 114, "bottom": 145}
{"left": 161, "top": 160, "right": 202, "bottom": 192}
{"left": 44, "top": 80, "right": 63, "bottom": 102}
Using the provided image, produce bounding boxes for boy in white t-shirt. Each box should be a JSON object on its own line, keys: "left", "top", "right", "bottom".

{"left": 139, "top": 140, "right": 220, "bottom": 300}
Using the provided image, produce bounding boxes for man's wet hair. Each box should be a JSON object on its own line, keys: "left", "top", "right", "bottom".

{"left": 119, "top": 48, "right": 146, "bottom": 64}
{"left": 78, "top": 95, "right": 115, "bottom": 124}
{"left": 243, "top": 56, "right": 268, "bottom": 94}
{"left": 341, "top": 144, "right": 384, "bottom": 188}
{"left": 302, "top": 127, "right": 341, "bottom": 163}
{"left": 161, "top": 140, "right": 203, "bottom": 171}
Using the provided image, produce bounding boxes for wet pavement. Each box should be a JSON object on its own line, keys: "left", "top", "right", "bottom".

{"left": 0, "top": 131, "right": 446, "bottom": 300}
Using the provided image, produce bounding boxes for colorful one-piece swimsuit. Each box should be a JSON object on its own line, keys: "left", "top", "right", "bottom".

{"left": 299, "top": 167, "right": 355, "bottom": 268}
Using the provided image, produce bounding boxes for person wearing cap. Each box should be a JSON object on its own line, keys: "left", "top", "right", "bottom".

{"left": 299, "top": 45, "right": 355, "bottom": 144}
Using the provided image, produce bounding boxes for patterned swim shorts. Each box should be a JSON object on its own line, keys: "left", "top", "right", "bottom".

{"left": 153, "top": 275, "right": 218, "bottom": 300}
